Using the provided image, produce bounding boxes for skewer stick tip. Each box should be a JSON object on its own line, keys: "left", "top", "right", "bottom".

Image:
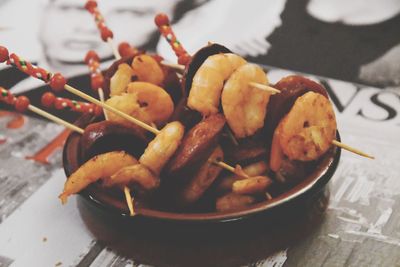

{"left": 124, "top": 186, "right": 135, "bottom": 216}
{"left": 249, "top": 82, "right": 281, "bottom": 95}
{"left": 28, "top": 105, "right": 84, "bottom": 134}
{"left": 160, "top": 60, "right": 185, "bottom": 71}
{"left": 331, "top": 140, "right": 374, "bottom": 159}
{"left": 107, "top": 37, "right": 121, "bottom": 60}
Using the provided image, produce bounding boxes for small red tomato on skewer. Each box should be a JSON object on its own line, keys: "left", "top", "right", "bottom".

{"left": 15, "top": 96, "right": 30, "bottom": 112}
{"left": 41, "top": 92, "right": 56, "bottom": 108}
{"left": 0, "top": 46, "right": 9, "bottom": 63}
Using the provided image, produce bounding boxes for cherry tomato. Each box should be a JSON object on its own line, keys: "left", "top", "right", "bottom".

{"left": 91, "top": 74, "right": 104, "bottom": 90}
{"left": 0, "top": 46, "right": 9, "bottom": 63}
{"left": 155, "top": 13, "right": 169, "bottom": 27}
{"left": 41, "top": 92, "right": 56, "bottom": 108}
{"left": 49, "top": 73, "right": 66, "bottom": 92}
{"left": 15, "top": 96, "right": 30, "bottom": 112}
{"left": 85, "top": 50, "right": 100, "bottom": 64}
{"left": 100, "top": 27, "right": 113, "bottom": 42}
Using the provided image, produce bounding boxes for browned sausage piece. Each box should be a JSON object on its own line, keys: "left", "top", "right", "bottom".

{"left": 81, "top": 120, "right": 149, "bottom": 161}
{"left": 224, "top": 138, "right": 267, "bottom": 164}
{"left": 169, "top": 97, "right": 202, "bottom": 130}
{"left": 180, "top": 146, "right": 224, "bottom": 205}
{"left": 161, "top": 65, "right": 185, "bottom": 105}
{"left": 164, "top": 113, "right": 226, "bottom": 179}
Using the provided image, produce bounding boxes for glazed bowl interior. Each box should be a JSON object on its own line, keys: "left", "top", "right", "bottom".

{"left": 63, "top": 115, "right": 341, "bottom": 223}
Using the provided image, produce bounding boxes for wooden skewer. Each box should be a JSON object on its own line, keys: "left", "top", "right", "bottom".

{"left": 160, "top": 60, "right": 185, "bottom": 71}
{"left": 86, "top": 47, "right": 135, "bottom": 214}
{"left": 85, "top": 0, "right": 133, "bottom": 208}
{"left": 98, "top": 85, "right": 133, "bottom": 214}
{"left": 124, "top": 186, "right": 135, "bottom": 216}
{"left": 97, "top": 88, "right": 109, "bottom": 120}
{"left": 159, "top": 62, "right": 281, "bottom": 95}
{"left": 27, "top": 105, "right": 84, "bottom": 134}
{"left": 1, "top": 87, "right": 84, "bottom": 133}
{"left": 32, "top": 101, "right": 135, "bottom": 215}
{"left": 249, "top": 82, "right": 281, "bottom": 95}
{"left": 3, "top": 51, "right": 155, "bottom": 136}
{"left": 210, "top": 160, "right": 250, "bottom": 178}
{"left": 63, "top": 84, "right": 160, "bottom": 135}
{"left": 154, "top": 14, "right": 280, "bottom": 94}
{"left": 85, "top": 0, "right": 121, "bottom": 60}
{"left": 211, "top": 160, "right": 236, "bottom": 174}
{"left": 107, "top": 38, "right": 121, "bottom": 60}
{"left": 331, "top": 140, "right": 374, "bottom": 159}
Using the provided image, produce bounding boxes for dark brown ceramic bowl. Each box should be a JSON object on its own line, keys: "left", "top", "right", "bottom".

{"left": 62, "top": 114, "right": 341, "bottom": 226}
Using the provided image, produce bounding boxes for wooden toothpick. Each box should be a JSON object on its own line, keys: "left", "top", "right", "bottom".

{"left": 248, "top": 82, "right": 281, "bottom": 94}
{"left": 332, "top": 140, "right": 374, "bottom": 159}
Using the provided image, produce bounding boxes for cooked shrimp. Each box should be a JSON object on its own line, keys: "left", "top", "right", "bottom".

{"left": 59, "top": 151, "right": 137, "bottom": 204}
{"left": 105, "top": 82, "right": 174, "bottom": 128}
{"left": 181, "top": 146, "right": 224, "bottom": 204}
{"left": 139, "top": 121, "right": 185, "bottom": 174}
{"left": 222, "top": 63, "right": 270, "bottom": 138}
{"left": 110, "top": 63, "right": 133, "bottom": 96}
{"left": 217, "top": 161, "right": 268, "bottom": 192}
{"left": 104, "top": 163, "right": 160, "bottom": 191}
{"left": 216, "top": 193, "right": 255, "bottom": 212}
{"left": 188, "top": 53, "right": 247, "bottom": 116}
{"left": 269, "top": 127, "right": 284, "bottom": 172}
{"left": 126, "top": 82, "right": 174, "bottom": 125}
{"left": 232, "top": 176, "right": 272, "bottom": 195}
{"left": 131, "top": 54, "right": 165, "bottom": 86}
{"left": 105, "top": 93, "right": 143, "bottom": 130}
{"left": 278, "top": 91, "right": 337, "bottom": 161}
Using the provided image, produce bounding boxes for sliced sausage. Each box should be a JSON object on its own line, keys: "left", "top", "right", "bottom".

{"left": 164, "top": 113, "right": 226, "bottom": 179}
{"left": 180, "top": 146, "right": 224, "bottom": 205}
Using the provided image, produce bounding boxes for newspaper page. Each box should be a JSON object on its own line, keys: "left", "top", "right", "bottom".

{"left": 0, "top": 0, "right": 399, "bottom": 266}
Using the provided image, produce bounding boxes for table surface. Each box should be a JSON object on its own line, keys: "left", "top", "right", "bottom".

{"left": 0, "top": 1, "right": 400, "bottom": 266}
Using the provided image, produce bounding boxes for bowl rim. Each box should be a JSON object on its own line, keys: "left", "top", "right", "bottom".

{"left": 62, "top": 116, "right": 341, "bottom": 223}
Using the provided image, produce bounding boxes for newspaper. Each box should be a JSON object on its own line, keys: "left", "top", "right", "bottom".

{"left": 0, "top": 0, "right": 400, "bottom": 266}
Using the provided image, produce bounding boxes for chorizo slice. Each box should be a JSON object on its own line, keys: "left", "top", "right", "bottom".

{"left": 164, "top": 113, "right": 226, "bottom": 179}
{"left": 81, "top": 120, "right": 148, "bottom": 161}
{"left": 180, "top": 146, "right": 224, "bottom": 205}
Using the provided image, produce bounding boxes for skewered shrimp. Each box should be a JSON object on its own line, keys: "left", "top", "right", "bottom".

{"left": 232, "top": 176, "right": 272, "bottom": 195}
{"left": 126, "top": 82, "right": 174, "bottom": 125}
{"left": 131, "top": 54, "right": 165, "bottom": 86}
{"left": 216, "top": 193, "right": 255, "bottom": 212}
{"left": 59, "top": 151, "right": 137, "bottom": 204}
{"left": 269, "top": 127, "right": 284, "bottom": 172}
{"left": 188, "top": 53, "right": 247, "bottom": 116}
{"left": 139, "top": 121, "right": 185, "bottom": 174}
{"left": 278, "top": 91, "right": 337, "bottom": 161}
{"left": 105, "top": 93, "right": 143, "bottom": 130}
{"left": 222, "top": 63, "right": 270, "bottom": 138}
{"left": 104, "top": 163, "right": 160, "bottom": 191}
{"left": 217, "top": 161, "right": 268, "bottom": 192}
{"left": 105, "top": 82, "right": 174, "bottom": 128}
{"left": 110, "top": 63, "right": 133, "bottom": 96}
